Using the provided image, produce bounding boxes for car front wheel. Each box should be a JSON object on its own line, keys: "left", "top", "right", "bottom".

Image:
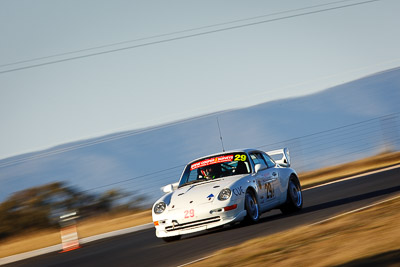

{"left": 243, "top": 190, "right": 260, "bottom": 223}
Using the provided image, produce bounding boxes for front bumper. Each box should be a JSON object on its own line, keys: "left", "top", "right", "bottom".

{"left": 154, "top": 207, "right": 246, "bottom": 238}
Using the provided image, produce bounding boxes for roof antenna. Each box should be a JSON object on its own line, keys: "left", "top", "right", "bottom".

{"left": 217, "top": 117, "right": 225, "bottom": 152}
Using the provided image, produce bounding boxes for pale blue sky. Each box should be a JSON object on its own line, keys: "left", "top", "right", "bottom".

{"left": 0, "top": 0, "right": 399, "bottom": 159}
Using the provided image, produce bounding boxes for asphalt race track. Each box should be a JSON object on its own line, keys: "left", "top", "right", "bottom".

{"left": 5, "top": 166, "right": 400, "bottom": 267}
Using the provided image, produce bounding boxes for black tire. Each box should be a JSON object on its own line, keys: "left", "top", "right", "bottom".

{"left": 280, "top": 175, "right": 303, "bottom": 214}
{"left": 243, "top": 189, "right": 260, "bottom": 224}
{"left": 162, "top": 235, "right": 181, "bottom": 242}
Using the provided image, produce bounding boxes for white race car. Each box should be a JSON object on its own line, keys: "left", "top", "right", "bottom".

{"left": 152, "top": 148, "right": 303, "bottom": 242}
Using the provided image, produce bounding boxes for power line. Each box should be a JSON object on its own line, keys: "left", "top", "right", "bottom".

{"left": 0, "top": 0, "right": 361, "bottom": 69}
{"left": 256, "top": 112, "right": 400, "bottom": 150}
{"left": 0, "top": 110, "right": 227, "bottom": 168}
{"left": 80, "top": 165, "right": 185, "bottom": 194}
{"left": 0, "top": 110, "right": 398, "bottom": 169}
{"left": 0, "top": 0, "right": 383, "bottom": 75}
{"left": 75, "top": 114, "right": 400, "bottom": 194}
{"left": 1, "top": 112, "right": 398, "bottom": 196}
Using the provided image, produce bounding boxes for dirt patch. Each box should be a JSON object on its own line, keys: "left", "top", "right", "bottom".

{"left": 0, "top": 210, "right": 152, "bottom": 258}
{"left": 77, "top": 210, "right": 152, "bottom": 238}
{"left": 0, "top": 229, "right": 61, "bottom": 258}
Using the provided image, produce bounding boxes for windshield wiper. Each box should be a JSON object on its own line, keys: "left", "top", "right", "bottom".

{"left": 178, "top": 178, "right": 207, "bottom": 188}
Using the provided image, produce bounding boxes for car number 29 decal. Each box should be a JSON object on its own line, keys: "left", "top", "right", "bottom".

{"left": 234, "top": 154, "right": 247, "bottom": 161}
{"left": 265, "top": 182, "right": 275, "bottom": 199}
{"left": 184, "top": 209, "right": 195, "bottom": 219}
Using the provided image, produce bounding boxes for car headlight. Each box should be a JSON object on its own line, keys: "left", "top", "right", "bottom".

{"left": 153, "top": 202, "right": 166, "bottom": 214}
{"left": 218, "top": 188, "right": 231, "bottom": 201}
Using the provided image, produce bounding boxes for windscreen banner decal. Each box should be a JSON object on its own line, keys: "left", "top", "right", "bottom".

{"left": 191, "top": 155, "right": 234, "bottom": 170}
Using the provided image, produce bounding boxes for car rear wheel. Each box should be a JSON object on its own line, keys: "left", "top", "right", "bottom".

{"left": 280, "top": 175, "right": 303, "bottom": 214}
{"left": 243, "top": 190, "right": 260, "bottom": 223}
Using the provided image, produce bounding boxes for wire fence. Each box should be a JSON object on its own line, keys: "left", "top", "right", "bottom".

{"left": 129, "top": 113, "right": 400, "bottom": 204}
{"left": 258, "top": 113, "right": 400, "bottom": 173}
{"left": 1, "top": 113, "right": 399, "bottom": 207}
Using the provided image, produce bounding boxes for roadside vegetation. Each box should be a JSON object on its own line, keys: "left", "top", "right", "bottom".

{"left": 0, "top": 182, "right": 147, "bottom": 258}
{"left": 0, "top": 182, "right": 146, "bottom": 239}
{"left": 1, "top": 151, "right": 399, "bottom": 258}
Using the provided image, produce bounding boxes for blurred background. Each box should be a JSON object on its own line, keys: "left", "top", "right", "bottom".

{"left": 0, "top": 68, "right": 399, "bottom": 241}
{"left": 1, "top": 0, "right": 399, "bottom": 245}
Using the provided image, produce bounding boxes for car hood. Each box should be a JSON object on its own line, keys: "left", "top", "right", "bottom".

{"left": 168, "top": 177, "right": 243, "bottom": 209}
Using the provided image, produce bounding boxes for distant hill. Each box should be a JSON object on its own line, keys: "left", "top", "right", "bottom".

{"left": 1, "top": 67, "right": 399, "bottom": 204}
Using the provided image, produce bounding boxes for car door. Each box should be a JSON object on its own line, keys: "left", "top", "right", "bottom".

{"left": 249, "top": 152, "right": 278, "bottom": 210}
{"left": 262, "top": 152, "right": 282, "bottom": 201}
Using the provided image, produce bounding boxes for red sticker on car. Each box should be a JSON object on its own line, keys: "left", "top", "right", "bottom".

{"left": 191, "top": 155, "right": 234, "bottom": 170}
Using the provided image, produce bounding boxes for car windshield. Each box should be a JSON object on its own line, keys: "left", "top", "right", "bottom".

{"left": 178, "top": 152, "right": 251, "bottom": 188}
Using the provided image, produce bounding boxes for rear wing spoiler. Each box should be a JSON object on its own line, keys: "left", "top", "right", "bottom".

{"left": 266, "top": 147, "right": 291, "bottom": 167}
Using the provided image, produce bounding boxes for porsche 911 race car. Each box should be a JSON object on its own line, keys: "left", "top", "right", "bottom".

{"left": 152, "top": 148, "right": 303, "bottom": 242}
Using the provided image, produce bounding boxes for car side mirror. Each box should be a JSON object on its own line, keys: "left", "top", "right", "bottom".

{"left": 162, "top": 184, "right": 174, "bottom": 193}
{"left": 254, "top": 163, "right": 267, "bottom": 173}
{"left": 161, "top": 182, "right": 179, "bottom": 193}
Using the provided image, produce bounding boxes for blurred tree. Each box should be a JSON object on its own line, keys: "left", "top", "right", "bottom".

{"left": 0, "top": 182, "right": 146, "bottom": 239}
{"left": 0, "top": 182, "right": 78, "bottom": 238}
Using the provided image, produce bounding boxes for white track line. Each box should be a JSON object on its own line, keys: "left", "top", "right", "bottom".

{"left": 177, "top": 255, "right": 215, "bottom": 267}
{"left": 0, "top": 223, "right": 153, "bottom": 266}
{"left": 304, "top": 163, "right": 400, "bottom": 191}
